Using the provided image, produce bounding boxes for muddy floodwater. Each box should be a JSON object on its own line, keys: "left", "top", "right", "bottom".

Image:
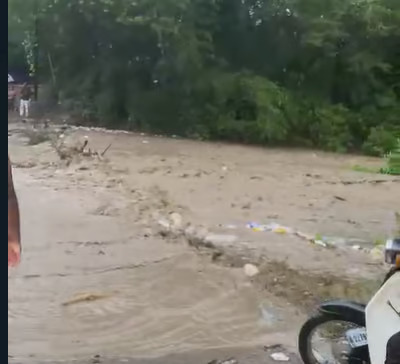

{"left": 8, "top": 120, "right": 399, "bottom": 363}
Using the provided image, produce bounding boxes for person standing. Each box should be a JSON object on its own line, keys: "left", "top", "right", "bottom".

{"left": 19, "top": 83, "right": 32, "bottom": 119}
{"left": 8, "top": 156, "right": 21, "bottom": 267}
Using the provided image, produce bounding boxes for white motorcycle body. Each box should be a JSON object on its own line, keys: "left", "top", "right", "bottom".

{"left": 366, "top": 271, "right": 400, "bottom": 364}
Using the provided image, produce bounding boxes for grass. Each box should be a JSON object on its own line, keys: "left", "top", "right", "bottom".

{"left": 351, "top": 164, "right": 380, "bottom": 174}
{"left": 380, "top": 149, "right": 400, "bottom": 175}
{"left": 380, "top": 140, "right": 400, "bottom": 176}
{"left": 349, "top": 141, "right": 400, "bottom": 175}
{"left": 373, "top": 237, "right": 386, "bottom": 246}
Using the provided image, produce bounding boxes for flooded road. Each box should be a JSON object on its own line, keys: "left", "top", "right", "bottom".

{"left": 8, "top": 168, "right": 298, "bottom": 363}
{"left": 8, "top": 119, "right": 395, "bottom": 363}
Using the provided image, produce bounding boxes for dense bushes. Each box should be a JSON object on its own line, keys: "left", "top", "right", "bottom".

{"left": 8, "top": 0, "right": 400, "bottom": 155}
{"left": 363, "top": 126, "right": 400, "bottom": 156}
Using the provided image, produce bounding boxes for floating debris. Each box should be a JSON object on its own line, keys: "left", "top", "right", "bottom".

{"left": 270, "top": 352, "right": 290, "bottom": 361}
{"left": 62, "top": 292, "right": 110, "bottom": 306}
{"left": 245, "top": 221, "right": 373, "bottom": 251}
{"left": 246, "top": 222, "right": 292, "bottom": 234}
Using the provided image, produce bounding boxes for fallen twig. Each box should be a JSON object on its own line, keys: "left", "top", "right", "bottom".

{"left": 101, "top": 143, "right": 112, "bottom": 156}
{"left": 62, "top": 292, "right": 110, "bottom": 306}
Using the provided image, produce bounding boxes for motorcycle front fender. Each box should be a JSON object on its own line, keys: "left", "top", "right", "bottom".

{"left": 318, "top": 299, "right": 366, "bottom": 327}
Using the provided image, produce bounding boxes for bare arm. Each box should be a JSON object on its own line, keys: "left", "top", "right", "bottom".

{"left": 8, "top": 156, "right": 20, "bottom": 249}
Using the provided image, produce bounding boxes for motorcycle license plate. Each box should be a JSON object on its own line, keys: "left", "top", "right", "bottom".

{"left": 346, "top": 327, "right": 368, "bottom": 348}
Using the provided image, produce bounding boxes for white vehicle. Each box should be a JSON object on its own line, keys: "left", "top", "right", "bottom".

{"left": 298, "top": 238, "right": 400, "bottom": 364}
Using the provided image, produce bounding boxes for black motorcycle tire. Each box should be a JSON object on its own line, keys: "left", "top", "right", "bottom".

{"left": 298, "top": 311, "right": 369, "bottom": 364}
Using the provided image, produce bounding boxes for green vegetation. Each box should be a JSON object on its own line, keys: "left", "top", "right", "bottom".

{"left": 351, "top": 165, "right": 380, "bottom": 174}
{"left": 373, "top": 237, "right": 386, "bottom": 246}
{"left": 8, "top": 0, "right": 400, "bottom": 154}
{"left": 381, "top": 140, "right": 400, "bottom": 175}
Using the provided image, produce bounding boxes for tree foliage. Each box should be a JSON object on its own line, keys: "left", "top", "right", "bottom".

{"left": 8, "top": 0, "right": 400, "bottom": 154}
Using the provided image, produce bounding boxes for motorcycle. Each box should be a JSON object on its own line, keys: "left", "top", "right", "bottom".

{"left": 298, "top": 238, "right": 400, "bottom": 364}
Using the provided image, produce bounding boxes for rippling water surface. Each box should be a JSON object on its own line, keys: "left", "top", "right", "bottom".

{"left": 8, "top": 173, "right": 287, "bottom": 363}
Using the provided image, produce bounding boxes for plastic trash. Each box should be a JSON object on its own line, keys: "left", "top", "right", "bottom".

{"left": 245, "top": 221, "right": 349, "bottom": 250}
{"left": 247, "top": 222, "right": 293, "bottom": 234}
{"left": 266, "top": 222, "right": 293, "bottom": 234}
{"left": 273, "top": 226, "right": 288, "bottom": 234}
{"left": 246, "top": 222, "right": 268, "bottom": 232}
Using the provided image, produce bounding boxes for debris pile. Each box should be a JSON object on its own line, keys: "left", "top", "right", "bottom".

{"left": 53, "top": 134, "right": 111, "bottom": 163}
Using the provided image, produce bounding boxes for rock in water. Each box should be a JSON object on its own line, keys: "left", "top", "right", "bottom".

{"left": 169, "top": 212, "right": 183, "bottom": 230}
{"left": 157, "top": 218, "right": 171, "bottom": 236}
{"left": 270, "top": 352, "right": 290, "bottom": 361}
{"left": 208, "top": 358, "right": 238, "bottom": 364}
{"left": 243, "top": 263, "right": 260, "bottom": 277}
{"left": 221, "top": 359, "right": 238, "bottom": 364}
{"left": 184, "top": 225, "right": 209, "bottom": 246}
